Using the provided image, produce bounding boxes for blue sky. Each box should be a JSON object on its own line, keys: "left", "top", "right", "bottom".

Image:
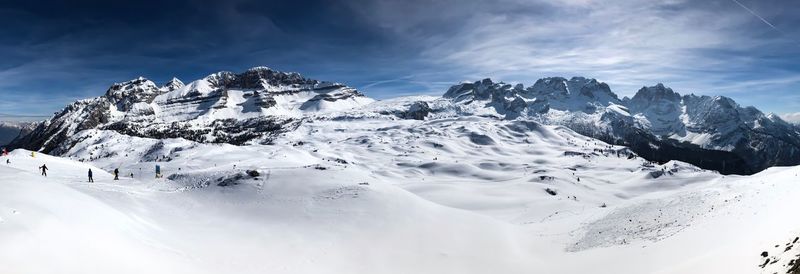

{"left": 0, "top": 0, "right": 799, "bottom": 120}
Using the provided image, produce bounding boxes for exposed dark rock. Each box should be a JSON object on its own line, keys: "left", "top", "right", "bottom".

{"left": 217, "top": 173, "right": 245, "bottom": 186}
{"left": 246, "top": 170, "right": 260, "bottom": 177}
{"left": 397, "top": 101, "right": 432, "bottom": 120}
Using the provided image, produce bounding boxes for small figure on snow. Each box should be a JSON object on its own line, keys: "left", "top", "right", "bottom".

{"left": 40, "top": 164, "right": 48, "bottom": 176}
{"left": 88, "top": 169, "right": 94, "bottom": 183}
{"left": 113, "top": 168, "right": 119, "bottom": 180}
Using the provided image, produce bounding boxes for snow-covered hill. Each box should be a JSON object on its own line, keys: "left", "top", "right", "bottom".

{"left": 3, "top": 113, "right": 800, "bottom": 273}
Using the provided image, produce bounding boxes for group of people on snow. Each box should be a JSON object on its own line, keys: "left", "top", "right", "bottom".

{"left": 86, "top": 168, "right": 118, "bottom": 182}
{"left": 1, "top": 148, "right": 162, "bottom": 183}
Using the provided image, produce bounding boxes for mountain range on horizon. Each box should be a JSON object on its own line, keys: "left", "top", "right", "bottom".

{"left": 6, "top": 1, "right": 800, "bottom": 273}
{"left": 5, "top": 66, "right": 800, "bottom": 175}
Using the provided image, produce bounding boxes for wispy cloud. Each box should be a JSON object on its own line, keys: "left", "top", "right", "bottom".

{"left": 345, "top": 0, "right": 800, "bottom": 111}
{"left": 0, "top": 0, "right": 798, "bottom": 115}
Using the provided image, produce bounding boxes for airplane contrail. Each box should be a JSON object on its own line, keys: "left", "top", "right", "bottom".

{"left": 730, "top": 0, "right": 783, "bottom": 34}
{"left": 730, "top": 0, "right": 800, "bottom": 47}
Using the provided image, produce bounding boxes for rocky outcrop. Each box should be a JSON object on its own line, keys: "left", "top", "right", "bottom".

{"left": 11, "top": 98, "right": 112, "bottom": 153}
{"left": 398, "top": 101, "right": 432, "bottom": 120}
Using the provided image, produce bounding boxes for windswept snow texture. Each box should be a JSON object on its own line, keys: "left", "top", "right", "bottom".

{"left": 3, "top": 108, "right": 800, "bottom": 273}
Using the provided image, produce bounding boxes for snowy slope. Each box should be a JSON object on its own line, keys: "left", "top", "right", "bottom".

{"left": 4, "top": 67, "right": 800, "bottom": 273}
{"left": 3, "top": 112, "right": 800, "bottom": 273}
{"left": 1, "top": 148, "right": 543, "bottom": 274}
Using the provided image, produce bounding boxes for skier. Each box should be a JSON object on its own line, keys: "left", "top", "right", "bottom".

{"left": 40, "top": 164, "right": 48, "bottom": 176}
{"left": 113, "top": 168, "right": 119, "bottom": 180}
{"left": 5, "top": 159, "right": 9, "bottom": 165}
{"left": 88, "top": 169, "right": 94, "bottom": 183}
{"left": 155, "top": 165, "right": 161, "bottom": 178}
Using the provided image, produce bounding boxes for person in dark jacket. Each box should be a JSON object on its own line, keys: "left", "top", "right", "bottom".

{"left": 88, "top": 169, "right": 94, "bottom": 183}
{"left": 113, "top": 168, "right": 119, "bottom": 180}
{"left": 40, "top": 164, "right": 48, "bottom": 176}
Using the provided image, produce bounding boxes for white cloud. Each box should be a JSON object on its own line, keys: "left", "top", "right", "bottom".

{"left": 780, "top": 112, "right": 800, "bottom": 124}
{"left": 352, "top": 0, "right": 800, "bottom": 102}
{"left": 416, "top": 0, "right": 761, "bottom": 93}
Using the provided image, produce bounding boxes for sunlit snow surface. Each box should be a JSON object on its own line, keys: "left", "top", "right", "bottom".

{"left": 2, "top": 104, "right": 800, "bottom": 274}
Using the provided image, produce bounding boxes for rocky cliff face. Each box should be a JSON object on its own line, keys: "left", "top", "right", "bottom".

{"left": 9, "top": 67, "right": 373, "bottom": 154}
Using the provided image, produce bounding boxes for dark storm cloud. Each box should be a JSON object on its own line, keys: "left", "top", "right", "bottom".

{"left": 0, "top": 0, "right": 799, "bottom": 116}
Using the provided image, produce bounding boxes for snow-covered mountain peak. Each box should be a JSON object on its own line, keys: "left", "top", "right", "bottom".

{"left": 10, "top": 70, "right": 800, "bottom": 176}
{"left": 105, "top": 77, "right": 159, "bottom": 96}
{"left": 246, "top": 65, "right": 272, "bottom": 72}
{"left": 442, "top": 78, "right": 506, "bottom": 102}
{"left": 631, "top": 83, "right": 681, "bottom": 103}
{"left": 436, "top": 76, "right": 800, "bottom": 174}
{"left": 161, "top": 77, "right": 184, "bottom": 92}
{"left": 526, "top": 77, "right": 618, "bottom": 102}
{"left": 530, "top": 77, "right": 570, "bottom": 96}
{"left": 103, "top": 77, "right": 163, "bottom": 112}
{"left": 200, "top": 67, "right": 318, "bottom": 91}
{"left": 442, "top": 76, "right": 622, "bottom": 117}
{"left": 9, "top": 66, "right": 376, "bottom": 153}
{"left": 711, "top": 95, "right": 737, "bottom": 109}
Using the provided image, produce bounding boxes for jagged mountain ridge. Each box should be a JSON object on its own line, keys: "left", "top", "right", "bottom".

{"left": 8, "top": 67, "right": 799, "bottom": 175}
{"left": 440, "top": 77, "right": 800, "bottom": 174}
{"left": 9, "top": 67, "right": 373, "bottom": 154}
